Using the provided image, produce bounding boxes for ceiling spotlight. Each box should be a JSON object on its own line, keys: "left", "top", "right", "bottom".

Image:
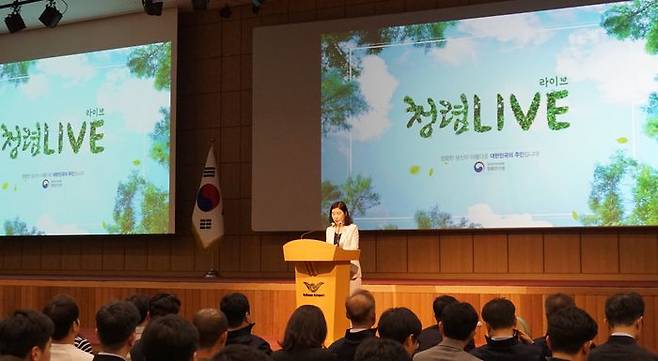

{"left": 39, "top": 0, "right": 63, "bottom": 28}
{"left": 219, "top": 4, "right": 231, "bottom": 18}
{"left": 191, "top": 0, "right": 209, "bottom": 11}
{"left": 142, "top": 0, "right": 163, "bottom": 16}
{"left": 4, "top": 4, "right": 25, "bottom": 33}
{"left": 251, "top": 0, "right": 264, "bottom": 14}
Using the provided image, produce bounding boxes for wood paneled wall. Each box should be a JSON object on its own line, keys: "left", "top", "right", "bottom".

{"left": 2, "top": 280, "right": 658, "bottom": 352}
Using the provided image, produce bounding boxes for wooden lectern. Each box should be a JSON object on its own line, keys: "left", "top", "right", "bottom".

{"left": 283, "top": 239, "right": 360, "bottom": 344}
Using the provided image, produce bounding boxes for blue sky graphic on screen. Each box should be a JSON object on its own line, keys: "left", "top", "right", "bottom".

{"left": 0, "top": 42, "right": 172, "bottom": 236}
{"left": 321, "top": 2, "right": 658, "bottom": 230}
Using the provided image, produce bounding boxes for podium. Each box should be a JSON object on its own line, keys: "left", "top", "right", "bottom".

{"left": 283, "top": 239, "right": 360, "bottom": 344}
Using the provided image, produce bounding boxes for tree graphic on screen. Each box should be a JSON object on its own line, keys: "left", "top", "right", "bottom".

{"left": 321, "top": 175, "right": 381, "bottom": 226}
{"left": 3, "top": 217, "right": 43, "bottom": 235}
{"left": 0, "top": 60, "right": 35, "bottom": 86}
{"left": 127, "top": 42, "right": 171, "bottom": 91}
{"left": 414, "top": 204, "right": 480, "bottom": 229}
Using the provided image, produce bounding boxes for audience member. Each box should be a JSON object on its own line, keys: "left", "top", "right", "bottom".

{"left": 534, "top": 293, "right": 576, "bottom": 360}
{"left": 588, "top": 293, "right": 658, "bottom": 361}
{"left": 131, "top": 293, "right": 181, "bottom": 361}
{"left": 73, "top": 337, "right": 93, "bottom": 354}
{"left": 414, "top": 302, "right": 481, "bottom": 361}
{"left": 328, "top": 289, "right": 377, "bottom": 361}
{"left": 211, "top": 345, "right": 273, "bottom": 361}
{"left": 377, "top": 307, "right": 422, "bottom": 356}
{"left": 417, "top": 295, "right": 456, "bottom": 353}
{"left": 193, "top": 308, "right": 229, "bottom": 361}
{"left": 272, "top": 305, "right": 336, "bottom": 361}
{"left": 0, "top": 309, "right": 54, "bottom": 361}
{"left": 126, "top": 294, "right": 150, "bottom": 341}
{"left": 354, "top": 338, "right": 411, "bottom": 361}
{"left": 141, "top": 315, "right": 198, "bottom": 361}
{"left": 546, "top": 307, "right": 597, "bottom": 361}
{"left": 220, "top": 293, "right": 272, "bottom": 355}
{"left": 93, "top": 301, "right": 141, "bottom": 361}
{"left": 469, "top": 298, "right": 542, "bottom": 361}
{"left": 42, "top": 295, "right": 92, "bottom": 361}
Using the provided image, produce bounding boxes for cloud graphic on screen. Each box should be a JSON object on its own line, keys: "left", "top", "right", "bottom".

{"left": 21, "top": 74, "right": 48, "bottom": 99}
{"left": 431, "top": 37, "right": 477, "bottom": 66}
{"left": 556, "top": 28, "right": 658, "bottom": 104}
{"left": 97, "top": 69, "right": 169, "bottom": 134}
{"left": 458, "top": 13, "right": 550, "bottom": 47}
{"left": 466, "top": 203, "right": 553, "bottom": 228}
{"left": 348, "top": 55, "right": 398, "bottom": 141}
{"left": 36, "top": 215, "right": 87, "bottom": 235}
{"left": 36, "top": 53, "right": 96, "bottom": 85}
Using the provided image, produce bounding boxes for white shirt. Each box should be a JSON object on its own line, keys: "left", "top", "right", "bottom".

{"left": 50, "top": 344, "right": 94, "bottom": 361}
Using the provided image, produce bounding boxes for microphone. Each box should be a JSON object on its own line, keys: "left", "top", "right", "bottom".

{"left": 300, "top": 229, "right": 319, "bottom": 239}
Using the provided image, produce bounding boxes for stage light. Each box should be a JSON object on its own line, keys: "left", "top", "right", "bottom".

{"left": 191, "top": 0, "right": 208, "bottom": 11}
{"left": 142, "top": 0, "right": 163, "bottom": 16}
{"left": 39, "top": 0, "right": 63, "bottom": 28}
{"left": 4, "top": 5, "right": 25, "bottom": 33}
{"left": 219, "top": 4, "right": 231, "bottom": 18}
{"left": 251, "top": 0, "right": 264, "bottom": 14}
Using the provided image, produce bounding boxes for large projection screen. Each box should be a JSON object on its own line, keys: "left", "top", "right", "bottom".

{"left": 253, "top": 0, "right": 658, "bottom": 231}
{"left": 0, "top": 10, "right": 177, "bottom": 236}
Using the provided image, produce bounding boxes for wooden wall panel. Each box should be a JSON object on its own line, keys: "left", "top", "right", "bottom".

{"left": 508, "top": 234, "right": 543, "bottom": 273}
{"left": 440, "top": 234, "right": 473, "bottom": 273}
{"left": 376, "top": 234, "right": 407, "bottom": 273}
{"left": 474, "top": 234, "right": 508, "bottom": 273}
{"left": 619, "top": 232, "right": 658, "bottom": 274}
{"left": 544, "top": 233, "right": 581, "bottom": 273}
{"left": 581, "top": 233, "right": 619, "bottom": 274}
{"left": 407, "top": 234, "right": 440, "bottom": 273}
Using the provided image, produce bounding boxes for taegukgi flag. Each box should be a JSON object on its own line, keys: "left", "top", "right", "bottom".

{"left": 192, "top": 145, "right": 224, "bottom": 248}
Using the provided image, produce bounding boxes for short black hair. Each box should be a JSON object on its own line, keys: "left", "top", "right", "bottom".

{"left": 482, "top": 298, "right": 516, "bottom": 330}
{"left": 605, "top": 292, "right": 644, "bottom": 327}
{"left": 346, "top": 289, "right": 376, "bottom": 325}
{"left": 193, "top": 309, "right": 228, "bottom": 349}
{"left": 43, "top": 294, "right": 80, "bottom": 341}
{"left": 545, "top": 293, "right": 575, "bottom": 318}
{"left": 377, "top": 307, "right": 421, "bottom": 345}
{"left": 0, "top": 309, "right": 54, "bottom": 359}
{"left": 127, "top": 294, "right": 150, "bottom": 324}
{"left": 354, "top": 337, "right": 411, "bottom": 361}
{"left": 432, "top": 295, "right": 458, "bottom": 324}
{"left": 280, "top": 305, "right": 327, "bottom": 352}
{"left": 149, "top": 293, "right": 181, "bottom": 319}
{"left": 547, "top": 307, "right": 597, "bottom": 354}
{"left": 96, "top": 300, "right": 141, "bottom": 350}
{"left": 211, "top": 345, "right": 273, "bottom": 361}
{"left": 441, "top": 302, "right": 478, "bottom": 341}
{"left": 142, "top": 314, "right": 199, "bottom": 361}
{"left": 220, "top": 293, "right": 250, "bottom": 328}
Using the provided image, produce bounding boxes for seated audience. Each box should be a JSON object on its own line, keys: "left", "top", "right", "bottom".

{"left": 42, "top": 295, "right": 92, "bottom": 361}
{"left": 329, "top": 289, "right": 377, "bottom": 361}
{"left": 377, "top": 307, "right": 422, "bottom": 356}
{"left": 193, "top": 308, "right": 229, "bottom": 361}
{"left": 272, "top": 305, "right": 336, "bottom": 361}
{"left": 546, "top": 307, "right": 597, "bottom": 361}
{"left": 93, "top": 301, "right": 141, "bottom": 361}
{"left": 126, "top": 294, "right": 150, "bottom": 341}
{"left": 0, "top": 309, "right": 54, "bottom": 361}
{"left": 73, "top": 337, "right": 92, "bottom": 354}
{"left": 417, "top": 295, "right": 476, "bottom": 353}
{"left": 414, "top": 302, "right": 481, "bottom": 361}
{"left": 588, "top": 292, "right": 658, "bottom": 361}
{"left": 141, "top": 315, "right": 198, "bottom": 361}
{"left": 131, "top": 293, "right": 182, "bottom": 361}
{"left": 220, "top": 293, "right": 272, "bottom": 355}
{"left": 354, "top": 338, "right": 411, "bottom": 361}
{"left": 535, "top": 293, "right": 576, "bottom": 360}
{"left": 469, "top": 298, "right": 542, "bottom": 361}
{"left": 211, "top": 345, "right": 273, "bottom": 361}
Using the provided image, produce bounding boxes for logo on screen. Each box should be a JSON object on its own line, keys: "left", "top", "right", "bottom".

{"left": 42, "top": 179, "right": 50, "bottom": 189}
{"left": 474, "top": 161, "right": 485, "bottom": 173}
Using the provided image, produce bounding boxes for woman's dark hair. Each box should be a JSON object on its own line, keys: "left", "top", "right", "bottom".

{"left": 280, "top": 305, "right": 327, "bottom": 352}
{"left": 329, "top": 201, "right": 352, "bottom": 226}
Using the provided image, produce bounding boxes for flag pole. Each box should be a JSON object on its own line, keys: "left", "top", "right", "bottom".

{"left": 204, "top": 137, "right": 219, "bottom": 279}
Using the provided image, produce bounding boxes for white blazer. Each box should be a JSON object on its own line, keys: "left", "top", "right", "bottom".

{"left": 326, "top": 223, "right": 361, "bottom": 281}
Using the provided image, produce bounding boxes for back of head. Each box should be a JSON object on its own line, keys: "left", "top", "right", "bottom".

{"left": 211, "top": 345, "right": 273, "bottom": 361}
{"left": 605, "top": 292, "right": 644, "bottom": 327}
{"left": 0, "top": 309, "right": 54, "bottom": 359}
{"left": 377, "top": 307, "right": 421, "bottom": 345}
{"left": 545, "top": 293, "right": 575, "bottom": 318}
{"left": 220, "top": 293, "right": 250, "bottom": 329}
{"left": 547, "top": 307, "right": 597, "bottom": 355}
{"left": 432, "top": 295, "right": 458, "bottom": 324}
{"left": 441, "top": 302, "right": 478, "bottom": 342}
{"left": 280, "top": 305, "right": 327, "bottom": 352}
{"left": 126, "top": 294, "right": 150, "bottom": 325}
{"left": 96, "top": 301, "right": 141, "bottom": 350}
{"left": 141, "top": 314, "right": 199, "bottom": 361}
{"left": 354, "top": 338, "right": 411, "bottom": 361}
{"left": 148, "top": 294, "right": 181, "bottom": 319}
{"left": 42, "top": 294, "right": 80, "bottom": 341}
{"left": 481, "top": 298, "right": 516, "bottom": 330}
{"left": 346, "top": 289, "right": 376, "bottom": 327}
{"left": 193, "top": 309, "right": 228, "bottom": 349}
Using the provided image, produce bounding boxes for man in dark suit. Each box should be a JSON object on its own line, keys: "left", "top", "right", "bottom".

{"left": 417, "top": 295, "right": 475, "bottom": 354}
{"left": 141, "top": 315, "right": 198, "bottom": 361}
{"left": 546, "top": 306, "right": 597, "bottom": 361}
{"left": 469, "top": 298, "right": 542, "bottom": 361}
{"left": 130, "top": 293, "right": 182, "bottom": 361}
{"left": 329, "top": 289, "right": 377, "bottom": 361}
{"left": 0, "top": 310, "right": 54, "bottom": 361}
{"left": 588, "top": 293, "right": 658, "bottom": 361}
{"left": 93, "top": 301, "right": 140, "bottom": 361}
{"left": 220, "top": 293, "right": 272, "bottom": 355}
{"left": 377, "top": 307, "right": 422, "bottom": 356}
{"left": 534, "top": 293, "right": 576, "bottom": 360}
